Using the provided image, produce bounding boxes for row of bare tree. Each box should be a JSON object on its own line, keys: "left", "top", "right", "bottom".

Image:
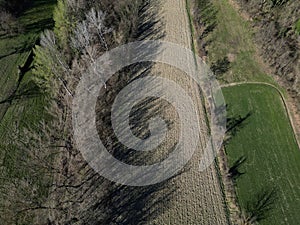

{"left": 1, "top": 0, "right": 164, "bottom": 224}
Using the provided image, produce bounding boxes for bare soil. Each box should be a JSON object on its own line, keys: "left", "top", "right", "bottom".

{"left": 148, "top": 0, "right": 228, "bottom": 224}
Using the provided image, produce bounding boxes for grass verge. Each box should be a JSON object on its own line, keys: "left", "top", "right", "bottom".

{"left": 0, "top": 0, "right": 55, "bottom": 118}
{"left": 203, "top": 0, "right": 277, "bottom": 85}
{"left": 186, "top": 1, "right": 232, "bottom": 223}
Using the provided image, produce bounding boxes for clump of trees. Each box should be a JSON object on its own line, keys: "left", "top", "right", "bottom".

{"left": 33, "top": 6, "right": 111, "bottom": 95}
{"left": 33, "top": 30, "right": 72, "bottom": 95}
{"left": 53, "top": 0, "right": 87, "bottom": 50}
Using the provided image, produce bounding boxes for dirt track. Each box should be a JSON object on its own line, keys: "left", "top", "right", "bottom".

{"left": 148, "top": 0, "right": 228, "bottom": 224}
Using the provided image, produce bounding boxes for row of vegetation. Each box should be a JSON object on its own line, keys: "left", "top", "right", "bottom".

{"left": 1, "top": 0, "right": 164, "bottom": 224}
{"left": 193, "top": 0, "right": 276, "bottom": 84}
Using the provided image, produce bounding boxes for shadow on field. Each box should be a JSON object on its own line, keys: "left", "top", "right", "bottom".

{"left": 95, "top": 0, "right": 167, "bottom": 166}
{"left": 24, "top": 17, "right": 54, "bottom": 34}
{"left": 0, "top": 38, "right": 37, "bottom": 60}
{"left": 0, "top": 82, "right": 41, "bottom": 105}
{"left": 225, "top": 109, "right": 253, "bottom": 144}
{"left": 0, "top": 0, "right": 55, "bottom": 40}
{"left": 134, "top": 0, "right": 165, "bottom": 41}
{"left": 0, "top": 49, "right": 37, "bottom": 106}
{"left": 82, "top": 175, "right": 181, "bottom": 224}
{"left": 228, "top": 155, "right": 247, "bottom": 181}
{"left": 243, "top": 187, "right": 279, "bottom": 224}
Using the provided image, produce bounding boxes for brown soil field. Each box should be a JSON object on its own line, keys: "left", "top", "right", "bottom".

{"left": 143, "top": 0, "right": 229, "bottom": 224}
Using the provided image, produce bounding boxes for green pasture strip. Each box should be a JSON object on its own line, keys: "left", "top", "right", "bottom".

{"left": 203, "top": 0, "right": 277, "bottom": 86}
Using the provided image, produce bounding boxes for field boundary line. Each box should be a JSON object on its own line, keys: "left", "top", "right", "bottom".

{"left": 221, "top": 82, "right": 300, "bottom": 150}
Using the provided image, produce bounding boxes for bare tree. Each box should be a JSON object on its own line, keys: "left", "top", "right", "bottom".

{"left": 71, "top": 8, "right": 112, "bottom": 88}
{"left": 71, "top": 20, "right": 93, "bottom": 59}
{"left": 71, "top": 8, "right": 112, "bottom": 54}
{"left": 86, "top": 8, "right": 112, "bottom": 50}
{"left": 66, "top": 0, "right": 86, "bottom": 12}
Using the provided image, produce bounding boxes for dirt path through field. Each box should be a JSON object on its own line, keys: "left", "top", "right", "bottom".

{"left": 148, "top": 0, "right": 229, "bottom": 224}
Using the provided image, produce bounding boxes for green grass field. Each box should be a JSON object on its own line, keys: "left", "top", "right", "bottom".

{"left": 0, "top": 0, "right": 56, "bottom": 222}
{"left": 0, "top": 0, "right": 56, "bottom": 158}
{"left": 223, "top": 84, "right": 300, "bottom": 225}
{"left": 204, "top": 0, "right": 277, "bottom": 85}
{"left": 0, "top": 0, "right": 56, "bottom": 129}
{"left": 0, "top": 0, "right": 55, "bottom": 119}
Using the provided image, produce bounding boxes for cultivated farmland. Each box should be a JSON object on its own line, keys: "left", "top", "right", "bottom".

{"left": 223, "top": 84, "right": 300, "bottom": 225}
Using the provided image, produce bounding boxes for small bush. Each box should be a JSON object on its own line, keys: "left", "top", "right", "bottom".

{"left": 211, "top": 57, "right": 230, "bottom": 77}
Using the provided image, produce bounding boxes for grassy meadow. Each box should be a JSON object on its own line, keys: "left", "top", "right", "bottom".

{"left": 203, "top": 0, "right": 277, "bottom": 85}
{"left": 223, "top": 84, "right": 300, "bottom": 225}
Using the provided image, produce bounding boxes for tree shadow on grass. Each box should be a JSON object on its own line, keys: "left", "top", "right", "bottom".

{"left": 228, "top": 155, "right": 247, "bottom": 181}
{"left": 0, "top": 49, "right": 37, "bottom": 105}
{"left": 243, "top": 187, "right": 279, "bottom": 224}
{"left": 224, "top": 109, "right": 253, "bottom": 144}
{"left": 211, "top": 56, "right": 231, "bottom": 78}
{"left": 0, "top": 82, "right": 42, "bottom": 105}
{"left": 23, "top": 17, "right": 54, "bottom": 34}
